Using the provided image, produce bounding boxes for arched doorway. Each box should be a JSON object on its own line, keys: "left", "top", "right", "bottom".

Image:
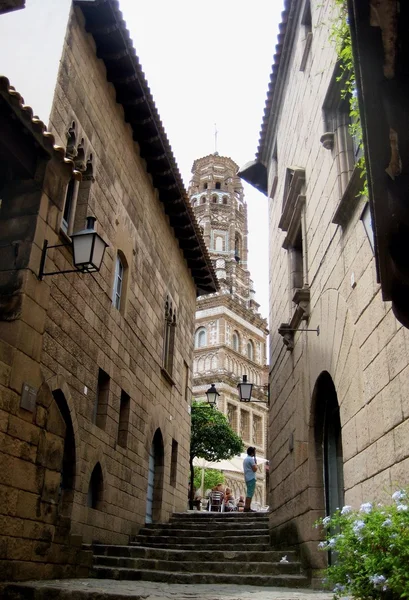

{"left": 52, "top": 390, "right": 76, "bottom": 517}
{"left": 145, "top": 428, "right": 164, "bottom": 524}
{"left": 312, "top": 372, "right": 344, "bottom": 561}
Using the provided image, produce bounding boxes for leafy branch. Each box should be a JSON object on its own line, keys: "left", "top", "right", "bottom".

{"left": 330, "top": 0, "right": 368, "bottom": 197}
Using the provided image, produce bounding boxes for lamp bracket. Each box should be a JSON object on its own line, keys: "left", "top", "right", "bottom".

{"left": 278, "top": 325, "right": 320, "bottom": 335}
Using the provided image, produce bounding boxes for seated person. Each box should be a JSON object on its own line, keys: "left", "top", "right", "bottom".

{"left": 209, "top": 484, "right": 224, "bottom": 511}
{"left": 236, "top": 495, "right": 245, "bottom": 512}
{"left": 224, "top": 488, "right": 236, "bottom": 511}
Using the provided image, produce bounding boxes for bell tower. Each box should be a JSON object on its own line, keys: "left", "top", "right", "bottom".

{"left": 189, "top": 153, "right": 269, "bottom": 506}
{"left": 189, "top": 154, "right": 259, "bottom": 310}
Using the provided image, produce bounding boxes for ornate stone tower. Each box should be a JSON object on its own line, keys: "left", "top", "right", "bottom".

{"left": 189, "top": 153, "right": 269, "bottom": 506}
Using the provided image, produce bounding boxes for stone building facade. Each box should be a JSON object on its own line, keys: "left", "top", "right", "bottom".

{"left": 189, "top": 154, "right": 269, "bottom": 505}
{"left": 240, "top": 0, "right": 409, "bottom": 583}
{"left": 0, "top": 0, "right": 216, "bottom": 581}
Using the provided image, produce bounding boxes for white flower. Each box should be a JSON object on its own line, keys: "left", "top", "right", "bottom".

{"left": 397, "top": 504, "right": 408, "bottom": 512}
{"left": 280, "top": 555, "right": 289, "bottom": 563}
{"left": 369, "top": 574, "right": 388, "bottom": 589}
{"left": 382, "top": 518, "right": 392, "bottom": 527}
{"left": 327, "top": 537, "right": 337, "bottom": 548}
{"left": 322, "top": 516, "right": 331, "bottom": 527}
{"left": 318, "top": 541, "right": 327, "bottom": 549}
{"left": 341, "top": 505, "right": 352, "bottom": 515}
{"left": 360, "top": 502, "right": 372, "bottom": 513}
{"left": 353, "top": 519, "right": 365, "bottom": 541}
{"left": 392, "top": 490, "right": 406, "bottom": 502}
{"left": 333, "top": 583, "right": 346, "bottom": 593}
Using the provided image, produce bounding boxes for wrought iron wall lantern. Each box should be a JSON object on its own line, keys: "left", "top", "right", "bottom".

{"left": 38, "top": 216, "right": 108, "bottom": 280}
{"left": 237, "top": 375, "right": 269, "bottom": 404}
{"left": 205, "top": 383, "right": 220, "bottom": 407}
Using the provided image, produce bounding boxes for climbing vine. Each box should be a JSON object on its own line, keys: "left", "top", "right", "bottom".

{"left": 330, "top": 0, "right": 368, "bottom": 196}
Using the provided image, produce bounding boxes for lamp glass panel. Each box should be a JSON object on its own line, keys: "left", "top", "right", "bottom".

{"left": 239, "top": 382, "right": 253, "bottom": 401}
{"left": 91, "top": 235, "right": 107, "bottom": 270}
{"left": 73, "top": 233, "right": 93, "bottom": 267}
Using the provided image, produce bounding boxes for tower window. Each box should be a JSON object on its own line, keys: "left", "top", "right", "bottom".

{"left": 247, "top": 340, "right": 254, "bottom": 361}
{"left": 195, "top": 327, "right": 206, "bottom": 348}
{"left": 215, "top": 182, "right": 221, "bottom": 190}
{"left": 212, "top": 195, "right": 218, "bottom": 203}
{"left": 222, "top": 196, "right": 228, "bottom": 205}
{"left": 203, "top": 183, "right": 208, "bottom": 190}
{"left": 201, "top": 196, "right": 206, "bottom": 204}
{"left": 232, "top": 331, "right": 240, "bottom": 352}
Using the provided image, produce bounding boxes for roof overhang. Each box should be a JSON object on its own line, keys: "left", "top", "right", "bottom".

{"left": 0, "top": 0, "right": 25, "bottom": 15}
{"left": 237, "top": 160, "right": 267, "bottom": 195}
{"left": 74, "top": 0, "right": 218, "bottom": 296}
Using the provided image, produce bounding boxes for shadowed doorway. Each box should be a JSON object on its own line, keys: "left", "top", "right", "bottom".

{"left": 145, "top": 428, "right": 164, "bottom": 524}
{"left": 312, "top": 371, "right": 344, "bottom": 562}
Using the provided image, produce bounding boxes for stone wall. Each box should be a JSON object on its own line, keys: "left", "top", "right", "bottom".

{"left": 0, "top": 6, "right": 197, "bottom": 580}
{"left": 266, "top": 0, "right": 409, "bottom": 581}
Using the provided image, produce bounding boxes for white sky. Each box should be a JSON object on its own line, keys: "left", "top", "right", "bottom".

{"left": 119, "top": 0, "right": 284, "bottom": 320}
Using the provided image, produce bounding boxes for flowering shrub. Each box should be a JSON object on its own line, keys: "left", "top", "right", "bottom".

{"left": 316, "top": 489, "right": 409, "bottom": 599}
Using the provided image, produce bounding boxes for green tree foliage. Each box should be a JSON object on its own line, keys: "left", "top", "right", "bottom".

{"left": 193, "top": 467, "right": 224, "bottom": 492}
{"left": 330, "top": 0, "right": 368, "bottom": 196}
{"left": 189, "top": 401, "right": 243, "bottom": 506}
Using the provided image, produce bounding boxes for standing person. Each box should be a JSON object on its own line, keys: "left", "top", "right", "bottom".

{"left": 243, "top": 447, "right": 258, "bottom": 512}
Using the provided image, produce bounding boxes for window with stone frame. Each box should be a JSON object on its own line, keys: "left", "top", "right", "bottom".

{"left": 163, "top": 296, "right": 177, "bottom": 378}
{"left": 322, "top": 65, "right": 362, "bottom": 218}
{"left": 252, "top": 414, "right": 263, "bottom": 447}
{"left": 117, "top": 390, "right": 130, "bottom": 448}
{"left": 94, "top": 368, "right": 110, "bottom": 429}
{"left": 247, "top": 340, "right": 254, "bottom": 361}
{"left": 240, "top": 409, "right": 250, "bottom": 442}
{"left": 300, "top": 0, "right": 313, "bottom": 72}
{"left": 170, "top": 439, "right": 178, "bottom": 487}
{"left": 73, "top": 155, "right": 94, "bottom": 233}
{"left": 113, "top": 252, "right": 128, "bottom": 314}
{"left": 227, "top": 403, "right": 238, "bottom": 433}
{"left": 62, "top": 124, "right": 81, "bottom": 234}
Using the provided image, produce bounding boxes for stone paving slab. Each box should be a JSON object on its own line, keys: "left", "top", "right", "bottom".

{"left": 0, "top": 579, "right": 333, "bottom": 600}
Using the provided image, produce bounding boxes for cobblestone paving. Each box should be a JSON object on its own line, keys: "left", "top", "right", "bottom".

{"left": 0, "top": 579, "right": 333, "bottom": 599}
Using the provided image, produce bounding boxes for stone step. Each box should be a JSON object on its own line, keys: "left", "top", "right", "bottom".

{"left": 93, "top": 555, "right": 302, "bottom": 576}
{"left": 143, "top": 520, "right": 269, "bottom": 531}
{"left": 137, "top": 527, "right": 269, "bottom": 538}
{"left": 84, "top": 544, "right": 298, "bottom": 564}
{"left": 130, "top": 541, "right": 272, "bottom": 551}
{"left": 91, "top": 566, "right": 310, "bottom": 587}
{"left": 170, "top": 512, "right": 269, "bottom": 521}
{"left": 132, "top": 535, "right": 270, "bottom": 548}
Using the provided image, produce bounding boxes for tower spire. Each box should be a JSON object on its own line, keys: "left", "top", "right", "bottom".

{"left": 214, "top": 123, "right": 218, "bottom": 154}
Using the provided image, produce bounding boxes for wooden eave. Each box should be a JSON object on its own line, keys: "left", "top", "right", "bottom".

{"left": 74, "top": 0, "right": 218, "bottom": 296}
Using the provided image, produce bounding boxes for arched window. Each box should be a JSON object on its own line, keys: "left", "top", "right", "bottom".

{"left": 201, "top": 196, "right": 206, "bottom": 204}
{"left": 215, "top": 236, "right": 224, "bottom": 251}
{"left": 87, "top": 463, "right": 104, "bottom": 510}
{"left": 247, "top": 340, "right": 254, "bottom": 361}
{"left": 195, "top": 327, "right": 206, "bottom": 348}
{"left": 113, "top": 254, "right": 124, "bottom": 310}
{"left": 232, "top": 331, "right": 239, "bottom": 352}
{"left": 212, "top": 195, "right": 218, "bottom": 203}
{"left": 163, "top": 297, "right": 177, "bottom": 376}
{"left": 215, "top": 182, "right": 221, "bottom": 190}
{"left": 203, "top": 183, "right": 208, "bottom": 190}
{"left": 222, "top": 196, "right": 228, "bottom": 205}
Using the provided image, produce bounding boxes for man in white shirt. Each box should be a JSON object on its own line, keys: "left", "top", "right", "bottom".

{"left": 242, "top": 447, "right": 258, "bottom": 512}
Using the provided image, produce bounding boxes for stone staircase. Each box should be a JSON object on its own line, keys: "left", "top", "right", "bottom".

{"left": 86, "top": 511, "right": 309, "bottom": 587}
